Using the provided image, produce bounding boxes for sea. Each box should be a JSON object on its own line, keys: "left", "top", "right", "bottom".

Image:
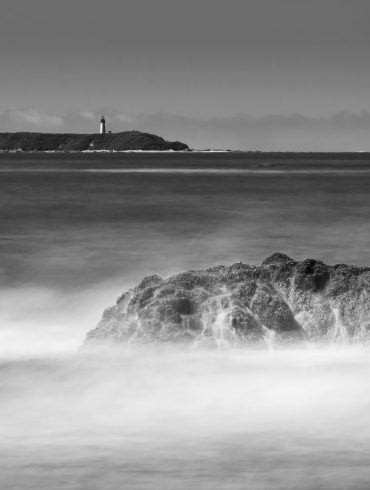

{"left": 0, "top": 152, "right": 369, "bottom": 489}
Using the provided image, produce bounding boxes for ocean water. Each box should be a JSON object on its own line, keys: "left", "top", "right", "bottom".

{"left": 0, "top": 152, "right": 370, "bottom": 489}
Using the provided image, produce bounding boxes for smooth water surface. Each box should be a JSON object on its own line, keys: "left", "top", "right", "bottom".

{"left": 2, "top": 348, "right": 370, "bottom": 490}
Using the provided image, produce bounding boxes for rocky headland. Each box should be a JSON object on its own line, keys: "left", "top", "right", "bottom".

{"left": 0, "top": 131, "right": 188, "bottom": 152}
{"left": 84, "top": 254, "right": 370, "bottom": 348}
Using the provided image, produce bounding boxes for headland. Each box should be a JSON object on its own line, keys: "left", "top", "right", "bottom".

{"left": 0, "top": 131, "right": 189, "bottom": 152}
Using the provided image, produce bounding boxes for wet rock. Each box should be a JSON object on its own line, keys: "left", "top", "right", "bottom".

{"left": 294, "top": 259, "right": 330, "bottom": 292}
{"left": 250, "top": 284, "right": 303, "bottom": 334}
{"left": 84, "top": 254, "right": 370, "bottom": 347}
{"left": 261, "top": 253, "right": 297, "bottom": 266}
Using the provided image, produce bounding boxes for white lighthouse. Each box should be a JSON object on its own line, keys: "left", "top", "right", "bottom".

{"left": 100, "top": 116, "right": 106, "bottom": 134}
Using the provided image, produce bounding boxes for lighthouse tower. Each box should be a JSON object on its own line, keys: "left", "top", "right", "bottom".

{"left": 100, "top": 116, "right": 106, "bottom": 134}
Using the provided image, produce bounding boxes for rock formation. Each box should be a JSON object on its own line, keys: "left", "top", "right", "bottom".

{"left": 0, "top": 131, "right": 188, "bottom": 152}
{"left": 84, "top": 254, "right": 370, "bottom": 348}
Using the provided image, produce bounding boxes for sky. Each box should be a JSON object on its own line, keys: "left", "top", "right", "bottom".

{"left": 1, "top": 0, "right": 370, "bottom": 150}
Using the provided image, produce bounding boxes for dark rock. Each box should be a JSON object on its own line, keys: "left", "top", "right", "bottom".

{"left": 294, "top": 259, "right": 330, "bottom": 292}
{"left": 250, "top": 284, "right": 303, "bottom": 334}
{"left": 262, "top": 253, "right": 296, "bottom": 266}
{"left": 84, "top": 254, "right": 370, "bottom": 348}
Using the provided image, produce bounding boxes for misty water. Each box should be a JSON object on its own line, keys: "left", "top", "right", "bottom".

{"left": 1, "top": 153, "right": 370, "bottom": 489}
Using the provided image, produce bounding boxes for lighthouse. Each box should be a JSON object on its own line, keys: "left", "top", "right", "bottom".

{"left": 100, "top": 116, "right": 106, "bottom": 134}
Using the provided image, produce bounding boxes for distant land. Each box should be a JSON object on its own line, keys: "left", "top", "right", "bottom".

{"left": 0, "top": 131, "right": 189, "bottom": 152}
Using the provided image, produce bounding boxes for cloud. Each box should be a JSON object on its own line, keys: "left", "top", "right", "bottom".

{"left": 115, "top": 114, "right": 133, "bottom": 123}
{"left": 2, "top": 108, "right": 370, "bottom": 151}
{"left": 3, "top": 109, "right": 65, "bottom": 130}
{"left": 79, "top": 111, "right": 96, "bottom": 120}
{"left": 127, "top": 111, "right": 370, "bottom": 151}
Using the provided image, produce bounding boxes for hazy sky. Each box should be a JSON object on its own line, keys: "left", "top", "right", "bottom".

{"left": 1, "top": 0, "right": 370, "bottom": 149}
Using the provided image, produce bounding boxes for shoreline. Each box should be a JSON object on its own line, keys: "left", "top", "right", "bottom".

{"left": 1, "top": 149, "right": 370, "bottom": 155}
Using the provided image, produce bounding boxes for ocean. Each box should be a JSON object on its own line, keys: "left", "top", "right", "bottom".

{"left": 0, "top": 152, "right": 369, "bottom": 489}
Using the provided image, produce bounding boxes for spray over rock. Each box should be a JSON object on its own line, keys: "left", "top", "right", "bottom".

{"left": 84, "top": 254, "right": 370, "bottom": 348}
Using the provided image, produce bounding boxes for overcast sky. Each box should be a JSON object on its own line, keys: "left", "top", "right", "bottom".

{"left": 1, "top": 0, "right": 370, "bottom": 149}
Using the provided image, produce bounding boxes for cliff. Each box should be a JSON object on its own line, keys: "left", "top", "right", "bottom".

{"left": 84, "top": 254, "right": 370, "bottom": 348}
{"left": 0, "top": 131, "right": 188, "bottom": 152}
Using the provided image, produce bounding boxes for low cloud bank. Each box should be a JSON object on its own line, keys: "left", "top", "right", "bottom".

{"left": 2, "top": 109, "right": 370, "bottom": 151}
{"left": 1, "top": 109, "right": 65, "bottom": 130}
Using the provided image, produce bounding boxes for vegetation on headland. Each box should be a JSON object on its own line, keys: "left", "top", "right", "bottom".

{"left": 0, "top": 131, "right": 189, "bottom": 152}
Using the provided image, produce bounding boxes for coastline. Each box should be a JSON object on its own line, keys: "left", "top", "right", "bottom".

{"left": 1, "top": 148, "right": 370, "bottom": 155}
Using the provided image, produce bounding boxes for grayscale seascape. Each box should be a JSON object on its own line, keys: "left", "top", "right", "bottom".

{"left": 2, "top": 0, "right": 370, "bottom": 487}
{"left": 0, "top": 153, "right": 370, "bottom": 489}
